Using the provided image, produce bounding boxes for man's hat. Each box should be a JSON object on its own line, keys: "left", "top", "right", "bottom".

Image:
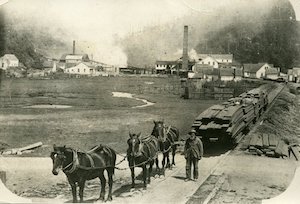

{"left": 188, "top": 129, "right": 196, "bottom": 135}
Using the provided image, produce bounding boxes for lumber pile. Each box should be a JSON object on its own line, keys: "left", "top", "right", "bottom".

{"left": 192, "top": 86, "right": 268, "bottom": 143}
{"left": 248, "top": 134, "right": 289, "bottom": 158}
{"left": 1, "top": 142, "right": 43, "bottom": 155}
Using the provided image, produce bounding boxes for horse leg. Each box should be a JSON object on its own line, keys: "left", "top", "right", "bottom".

{"left": 155, "top": 158, "right": 160, "bottom": 173}
{"left": 107, "top": 168, "right": 114, "bottom": 201}
{"left": 78, "top": 180, "right": 86, "bottom": 203}
{"left": 166, "top": 151, "right": 171, "bottom": 169}
{"left": 142, "top": 165, "right": 147, "bottom": 189}
{"left": 172, "top": 145, "right": 176, "bottom": 166}
{"left": 162, "top": 153, "right": 167, "bottom": 175}
{"left": 130, "top": 167, "right": 135, "bottom": 188}
{"left": 148, "top": 160, "right": 154, "bottom": 184}
{"left": 98, "top": 172, "right": 106, "bottom": 201}
{"left": 67, "top": 178, "right": 77, "bottom": 203}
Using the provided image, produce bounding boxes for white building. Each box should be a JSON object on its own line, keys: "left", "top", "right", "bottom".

{"left": 196, "top": 54, "right": 233, "bottom": 69}
{"left": 243, "top": 63, "right": 275, "bottom": 79}
{"left": 64, "top": 62, "right": 118, "bottom": 76}
{"left": 287, "top": 67, "right": 300, "bottom": 82}
{"left": 0, "top": 54, "right": 19, "bottom": 70}
{"left": 65, "top": 62, "right": 98, "bottom": 76}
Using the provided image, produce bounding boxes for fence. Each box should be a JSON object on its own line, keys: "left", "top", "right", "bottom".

{"left": 185, "top": 79, "right": 264, "bottom": 100}
{"left": 123, "top": 83, "right": 183, "bottom": 95}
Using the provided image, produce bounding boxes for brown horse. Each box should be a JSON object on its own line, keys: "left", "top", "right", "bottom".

{"left": 127, "top": 132, "right": 159, "bottom": 189}
{"left": 151, "top": 120, "right": 180, "bottom": 171}
{"left": 51, "top": 144, "right": 116, "bottom": 203}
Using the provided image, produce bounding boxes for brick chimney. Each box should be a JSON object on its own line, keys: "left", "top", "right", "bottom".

{"left": 182, "top": 25, "right": 189, "bottom": 71}
{"left": 73, "top": 40, "right": 75, "bottom": 55}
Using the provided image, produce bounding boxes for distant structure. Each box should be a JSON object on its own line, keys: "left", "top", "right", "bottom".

{"left": 0, "top": 54, "right": 19, "bottom": 70}
{"left": 243, "top": 63, "right": 279, "bottom": 79}
{"left": 155, "top": 25, "right": 195, "bottom": 76}
{"left": 57, "top": 40, "right": 90, "bottom": 69}
{"left": 196, "top": 54, "right": 233, "bottom": 69}
{"left": 182, "top": 25, "right": 189, "bottom": 71}
{"left": 287, "top": 67, "right": 300, "bottom": 82}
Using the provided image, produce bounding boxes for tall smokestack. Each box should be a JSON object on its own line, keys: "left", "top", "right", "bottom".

{"left": 73, "top": 40, "right": 75, "bottom": 55}
{"left": 182, "top": 25, "right": 189, "bottom": 71}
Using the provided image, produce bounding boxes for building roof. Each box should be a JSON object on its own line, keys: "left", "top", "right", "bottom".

{"left": 266, "top": 67, "right": 279, "bottom": 75}
{"left": 60, "top": 54, "right": 89, "bottom": 61}
{"left": 155, "top": 60, "right": 178, "bottom": 65}
{"left": 198, "top": 54, "right": 233, "bottom": 61}
{"left": 195, "top": 67, "right": 242, "bottom": 77}
{"left": 243, "top": 63, "right": 268, "bottom": 73}
{"left": 211, "top": 68, "right": 243, "bottom": 76}
{"left": 288, "top": 67, "right": 300, "bottom": 75}
{"left": 1, "top": 54, "right": 18, "bottom": 61}
{"left": 66, "top": 62, "right": 97, "bottom": 70}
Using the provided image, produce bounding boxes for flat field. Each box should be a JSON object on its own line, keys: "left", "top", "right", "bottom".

{"left": 0, "top": 76, "right": 218, "bottom": 156}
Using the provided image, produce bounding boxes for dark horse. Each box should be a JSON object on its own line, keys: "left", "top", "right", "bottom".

{"left": 51, "top": 144, "right": 116, "bottom": 203}
{"left": 127, "top": 132, "right": 159, "bottom": 189}
{"left": 151, "top": 120, "right": 180, "bottom": 171}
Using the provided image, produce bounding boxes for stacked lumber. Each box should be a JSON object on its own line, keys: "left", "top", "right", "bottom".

{"left": 192, "top": 86, "right": 269, "bottom": 143}
{"left": 248, "top": 134, "right": 288, "bottom": 158}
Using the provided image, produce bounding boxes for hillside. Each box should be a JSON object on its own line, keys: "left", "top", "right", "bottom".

{"left": 0, "top": 10, "right": 69, "bottom": 69}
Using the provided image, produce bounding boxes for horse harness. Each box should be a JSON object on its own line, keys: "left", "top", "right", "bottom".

{"left": 159, "top": 125, "right": 177, "bottom": 153}
{"left": 63, "top": 146, "right": 110, "bottom": 174}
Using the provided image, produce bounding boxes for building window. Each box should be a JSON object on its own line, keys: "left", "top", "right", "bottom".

{"left": 84, "top": 69, "right": 86, "bottom": 72}
{"left": 208, "top": 61, "right": 210, "bottom": 65}
{"left": 78, "top": 69, "right": 80, "bottom": 72}
{"left": 213, "top": 62, "right": 215, "bottom": 65}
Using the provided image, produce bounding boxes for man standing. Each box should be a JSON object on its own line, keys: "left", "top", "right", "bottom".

{"left": 184, "top": 129, "right": 203, "bottom": 181}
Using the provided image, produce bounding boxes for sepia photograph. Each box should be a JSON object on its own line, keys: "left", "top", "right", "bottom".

{"left": 0, "top": 0, "right": 300, "bottom": 203}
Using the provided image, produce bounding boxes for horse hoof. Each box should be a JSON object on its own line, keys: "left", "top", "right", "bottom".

{"left": 106, "top": 197, "right": 113, "bottom": 202}
{"left": 97, "top": 196, "right": 105, "bottom": 201}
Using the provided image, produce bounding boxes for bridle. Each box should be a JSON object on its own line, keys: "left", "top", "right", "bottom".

{"left": 51, "top": 149, "right": 78, "bottom": 174}
{"left": 129, "top": 137, "right": 143, "bottom": 158}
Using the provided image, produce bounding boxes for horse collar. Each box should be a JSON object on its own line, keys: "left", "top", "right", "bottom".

{"left": 63, "top": 149, "right": 79, "bottom": 174}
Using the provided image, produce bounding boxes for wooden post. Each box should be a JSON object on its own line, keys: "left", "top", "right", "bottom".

{"left": 0, "top": 171, "right": 6, "bottom": 185}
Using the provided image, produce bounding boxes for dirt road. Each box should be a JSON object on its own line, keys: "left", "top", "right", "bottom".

{"left": 1, "top": 152, "right": 228, "bottom": 203}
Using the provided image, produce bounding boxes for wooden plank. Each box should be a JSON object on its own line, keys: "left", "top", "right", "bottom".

{"left": 249, "top": 135, "right": 259, "bottom": 147}
{"left": 268, "top": 134, "right": 278, "bottom": 147}
{"left": 291, "top": 146, "right": 300, "bottom": 161}
{"left": 266, "top": 151, "right": 275, "bottom": 157}
{"left": 262, "top": 134, "right": 269, "bottom": 147}
{"left": 256, "top": 148, "right": 263, "bottom": 156}
{"left": 18, "top": 142, "right": 43, "bottom": 152}
{"left": 255, "top": 135, "right": 263, "bottom": 148}
{"left": 249, "top": 146, "right": 257, "bottom": 152}
{"left": 275, "top": 140, "right": 289, "bottom": 158}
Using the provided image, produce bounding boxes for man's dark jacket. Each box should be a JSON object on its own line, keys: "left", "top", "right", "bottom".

{"left": 184, "top": 137, "right": 203, "bottom": 160}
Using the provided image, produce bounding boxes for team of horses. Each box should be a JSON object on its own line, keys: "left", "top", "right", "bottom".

{"left": 50, "top": 120, "right": 179, "bottom": 202}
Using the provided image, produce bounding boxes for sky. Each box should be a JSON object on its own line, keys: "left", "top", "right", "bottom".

{"left": 1, "top": 0, "right": 299, "bottom": 66}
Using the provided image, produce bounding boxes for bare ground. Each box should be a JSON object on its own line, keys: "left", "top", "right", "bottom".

{"left": 1, "top": 79, "right": 299, "bottom": 203}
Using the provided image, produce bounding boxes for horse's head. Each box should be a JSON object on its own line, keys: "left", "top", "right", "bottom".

{"left": 127, "top": 132, "right": 142, "bottom": 157}
{"left": 50, "top": 145, "right": 68, "bottom": 175}
{"left": 152, "top": 120, "right": 166, "bottom": 142}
